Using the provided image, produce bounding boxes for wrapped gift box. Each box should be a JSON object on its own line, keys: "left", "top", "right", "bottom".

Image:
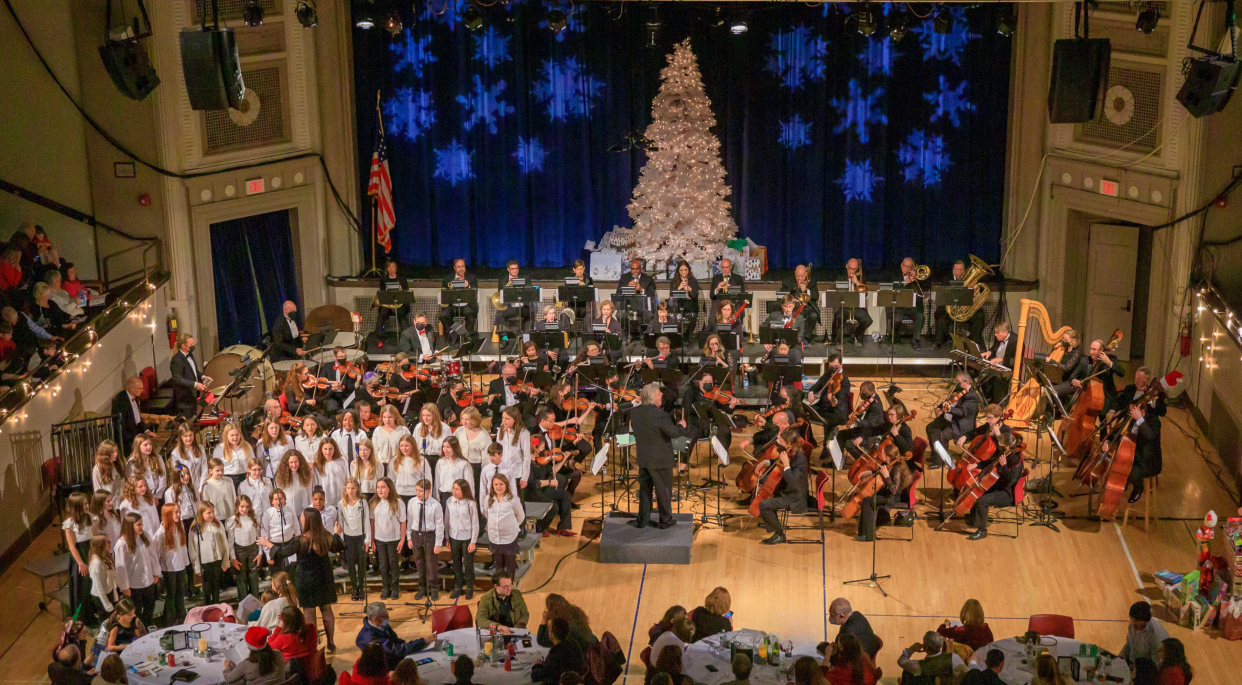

{"left": 744, "top": 257, "right": 763, "bottom": 281}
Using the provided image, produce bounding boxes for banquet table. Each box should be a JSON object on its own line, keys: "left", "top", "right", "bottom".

{"left": 120, "top": 623, "right": 250, "bottom": 685}
{"left": 684, "top": 630, "right": 821, "bottom": 685}
{"left": 970, "top": 636, "right": 1131, "bottom": 685}
{"left": 407, "top": 627, "right": 548, "bottom": 685}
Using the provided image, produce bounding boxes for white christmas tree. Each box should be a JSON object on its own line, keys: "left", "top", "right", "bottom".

{"left": 627, "top": 39, "right": 738, "bottom": 263}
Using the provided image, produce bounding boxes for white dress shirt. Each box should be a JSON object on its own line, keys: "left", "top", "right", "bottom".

{"left": 152, "top": 525, "right": 190, "bottom": 573}
{"left": 213, "top": 443, "right": 253, "bottom": 476}
{"left": 497, "top": 430, "right": 532, "bottom": 484}
{"left": 200, "top": 477, "right": 237, "bottom": 520}
{"left": 352, "top": 459, "right": 384, "bottom": 496}
{"left": 170, "top": 447, "right": 207, "bottom": 491}
{"left": 445, "top": 496, "right": 480, "bottom": 544}
{"left": 435, "top": 456, "right": 475, "bottom": 496}
{"left": 316, "top": 458, "right": 351, "bottom": 508}
{"left": 189, "top": 521, "right": 233, "bottom": 573}
{"left": 414, "top": 423, "right": 453, "bottom": 457}
{"left": 89, "top": 557, "right": 119, "bottom": 612}
{"left": 407, "top": 495, "right": 445, "bottom": 547}
{"left": 371, "top": 425, "right": 411, "bottom": 465}
{"left": 484, "top": 496, "right": 525, "bottom": 545}
{"left": 92, "top": 465, "right": 124, "bottom": 500}
{"left": 294, "top": 434, "right": 324, "bottom": 460}
{"left": 275, "top": 473, "right": 317, "bottom": 514}
{"left": 237, "top": 477, "right": 273, "bottom": 512}
{"left": 113, "top": 535, "right": 160, "bottom": 591}
{"left": 258, "top": 440, "right": 293, "bottom": 480}
{"left": 227, "top": 515, "right": 261, "bottom": 547}
{"left": 118, "top": 498, "right": 162, "bottom": 539}
{"left": 165, "top": 485, "right": 197, "bottom": 521}
{"left": 331, "top": 428, "right": 367, "bottom": 464}
{"left": 370, "top": 499, "right": 407, "bottom": 543}
{"left": 392, "top": 455, "right": 434, "bottom": 497}
{"left": 315, "top": 504, "right": 339, "bottom": 533}
{"left": 259, "top": 505, "right": 301, "bottom": 562}
{"left": 338, "top": 500, "right": 372, "bottom": 544}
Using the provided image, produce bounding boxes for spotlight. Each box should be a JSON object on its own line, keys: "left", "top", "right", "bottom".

{"left": 546, "top": 8, "right": 567, "bottom": 33}
{"left": 355, "top": 0, "right": 376, "bottom": 29}
{"left": 934, "top": 7, "right": 954, "bottom": 35}
{"left": 295, "top": 1, "right": 318, "bottom": 28}
{"left": 462, "top": 5, "right": 483, "bottom": 31}
{"left": 384, "top": 5, "right": 403, "bottom": 35}
{"left": 890, "top": 9, "right": 911, "bottom": 41}
{"left": 854, "top": 4, "right": 879, "bottom": 37}
{"left": 730, "top": 18, "right": 748, "bottom": 35}
{"left": 242, "top": 0, "right": 264, "bottom": 27}
{"left": 1136, "top": 3, "right": 1160, "bottom": 35}
{"left": 997, "top": 6, "right": 1016, "bottom": 37}
{"left": 645, "top": 3, "right": 660, "bottom": 46}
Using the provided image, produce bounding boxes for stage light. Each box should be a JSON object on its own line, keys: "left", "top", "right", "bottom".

{"left": 853, "top": 4, "right": 879, "bottom": 37}
{"left": 296, "top": 1, "right": 318, "bottom": 28}
{"left": 889, "top": 9, "right": 911, "bottom": 41}
{"left": 356, "top": 0, "right": 376, "bottom": 29}
{"left": 997, "top": 6, "right": 1016, "bottom": 37}
{"left": 730, "top": 19, "right": 748, "bottom": 35}
{"left": 546, "top": 8, "right": 567, "bottom": 33}
{"left": 1136, "top": 3, "right": 1160, "bottom": 34}
{"left": 462, "top": 5, "right": 483, "bottom": 31}
{"left": 934, "top": 7, "right": 954, "bottom": 35}
{"left": 645, "top": 3, "right": 660, "bottom": 46}
{"left": 243, "top": 0, "right": 264, "bottom": 26}
{"left": 384, "top": 5, "right": 404, "bottom": 35}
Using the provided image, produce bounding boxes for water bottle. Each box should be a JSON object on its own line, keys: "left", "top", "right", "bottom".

{"left": 742, "top": 372, "right": 749, "bottom": 389}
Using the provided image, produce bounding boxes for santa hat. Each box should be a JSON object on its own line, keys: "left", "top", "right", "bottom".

{"left": 1160, "top": 370, "right": 1184, "bottom": 390}
{"left": 244, "top": 626, "right": 270, "bottom": 650}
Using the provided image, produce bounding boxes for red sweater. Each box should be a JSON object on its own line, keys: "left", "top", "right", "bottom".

{"left": 0, "top": 262, "right": 22, "bottom": 291}
{"left": 824, "top": 657, "right": 879, "bottom": 685}
{"left": 269, "top": 624, "right": 318, "bottom": 661}
{"left": 936, "top": 623, "right": 995, "bottom": 651}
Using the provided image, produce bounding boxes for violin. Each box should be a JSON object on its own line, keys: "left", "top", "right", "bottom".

{"left": 703, "top": 387, "right": 739, "bottom": 406}
{"left": 361, "top": 415, "right": 380, "bottom": 430}
{"left": 508, "top": 379, "right": 538, "bottom": 396}
{"left": 401, "top": 365, "right": 437, "bottom": 382}
{"left": 846, "top": 411, "right": 917, "bottom": 484}
{"left": 843, "top": 394, "right": 878, "bottom": 430}
{"left": 334, "top": 361, "right": 363, "bottom": 380}
{"left": 809, "top": 368, "right": 843, "bottom": 407}
{"left": 561, "top": 397, "right": 594, "bottom": 413}
{"left": 935, "top": 386, "right": 969, "bottom": 418}
{"left": 947, "top": 409, "right": 1014, "bottom": 491}
{"left": 455, "top": 390, "right": 489, "bottom": 408}
{"left": 531, "top": 437, "right": 568, "bottom": 466}
{"left": 754, "top": 401, "right": 788, "bottom": 423}
{"left": 302, "top": 375, "right": 335, "bottom": 390}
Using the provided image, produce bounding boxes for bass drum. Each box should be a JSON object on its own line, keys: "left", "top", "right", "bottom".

{"left": 203, "top": 345, "right": 276, "bottom": 419}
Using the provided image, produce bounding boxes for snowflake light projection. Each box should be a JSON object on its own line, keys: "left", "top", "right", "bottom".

{"left": 912, "top": 7, "right": 979, "bottom": 65}
{"left": 433, "top": 139, "right": 473, "bottom": 186}
{"left": 831, "top": 79, "right": 887, "bottom": 144}
{"left": 420, "top": 0, "right": 472, "bottom": 29}
{"left": 924, "top": 75, "right": 976, "bottom": 127}
{"left": 512, "top": 137, "right": 548, "bottom": 173}
{"left": 764, "top": 25, "right": 829, "bottom": 91}
{"left": 456, "top": 76, "right": 515, "bottom": 134}
{"left": 858, "top": 36, "right": 898, "bottom": 77}
{"left": 390, "top": 31, "right": 436, "bottom": 77}
{"left": 779, "top": 115, "right": 812, "bottom": 149}
{"left": 837, "top": 159, "right": 883, "bottom": 202}
{"left": 473, "top": 27, "right": 512, "bottom": 69}
{"left": 532, "top": 58, "right": 604, "bottom": 122}
{"left": 383, "top": 87, "right": 436, "bottom": 141}
{"left": 895, "top": 130, "right": 950, "bottom": 186}
{"left": 539, "top": 2, "right": 586, "bottom": 41}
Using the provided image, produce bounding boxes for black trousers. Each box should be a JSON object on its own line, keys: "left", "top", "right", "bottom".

{"left": 801, "top": 308, "right": 821, "bottom": 343}
{"left": 758, "top": 494, "right": 801, "bottom": 535}
{"left": 970, "top": 490, "right": 1014, "bottom": 531}
{"left": 131, "top": 583, "right": 158, "bottom": 628}
{"left": 892, "top": 306, "right": 925, "bottom": 342}
{"left": 529, "top": 485, "right": 573, "bottom": 531}
{"left": 859, "top": 490, "right": 904, "bottom": 540}
{"left": 343, "top": 534, "right": 367, "bottom": 596}
{"left": 162, "top": 570, "right": 187, "bottom": 626}
{"left": 637, "top": 466, "right": 673, "bottom": 526}
{"left": 376, "top": 540, "right": 401, "bottom": 595}
{"left": 439, "top": 306, "right": 478, "bottom": 340}
{"left": 234, "top": 543, "right": 261, "bottom": 600}
{"left": 69, "top": 541, "right": 95, "bottom": 626}
{"left": 201, "top": 562, "right": 223, "bottom": 606}
{"left": 934, "top": 307, "right": 985, "bottom": 347}
{"left": 449, "top": 538, "right": 475, "bottom": 590}
{"left": 410, "top": 530, "right": 439, "bottom": 588}
{"left": 832, "top": 308, "right": 873, "bottom": 342}
{"left": 925, "top": 416, "right": 963, "bottom": 450}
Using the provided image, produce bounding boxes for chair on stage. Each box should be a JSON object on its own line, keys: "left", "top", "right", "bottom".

{"left": 1027, "top": 614, "right": 1075, "bottom": 639}
{"left": 877, "top": 467, "right": 921, "bottom": 542}
{"left": 989, "top": 469, "right": 1029, "bottom": 539}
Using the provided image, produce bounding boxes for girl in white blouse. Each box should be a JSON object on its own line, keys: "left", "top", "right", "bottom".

{"left": 331, "top": 410, "right": 367, "bottom": 465}
{"left": 495, "top": 406, "right": 531, "bottom": 490}
{"left": 369, "top": 477, "right": 406, "bottom": 600}
{"left": 118, "top": 476, "right": 162, "bottom": 537}
{"left": 88, "top": 534, "right": 119, "bottom": 614}
{"left": 126, "top": 435, "right": 166, "bottom": 500}
{"left": 62, "top": 493, "right": 96, "bottom": 622}
{"left": 228, "top": 495, "right": 262, "bottom": 600}
{"left": 338, "top": 478, "right": 371, "bottom": 602}
{"left": 435, "top": 436, "right": 474, "bottom": 510}
{"left": 90, "top": 491, "right": 122, "bottom": 545}
{"left": 445, "top": 479, "right": 480, "bottom": 601}
{"left": 92, "top": 441, "right": 124, "bottom": 500}
{"left": 391, "top": 434, "right": 433, "bottom": 501}
{"left": 274, "top": 450, "right": 317, "bottom": 514}
{"left": 257, "top": 420, "right": 294, "bottom": 480}
{"left": 237, "top": 459, "right": 273, "bottom": 514}
{"left": 169, "top": 425, "right": 207, "bottom": 491}
{"left": 213, "top": 424, "right": 254, "bottom": 487}
{"left": 294, "top": 416, "right": 326, "bottom": 461}
{"left": 152, "top": 503, "right": 190, "bottom": 625}
{"left": 370, "top": 405, "right": 411, "bottom": 467}
{"left": 352, "top": 439, "right": 383, "bottom": 498}
{"left": 200, "top": 458, "right": 238, "bottom": 521}
{"left": 412, "top": 403, "right": 452, "bottom": 473}
{"left": 484, "top": 472, "right": 525, "bottom": 578}
{"left": 312, "top": 438, "right": 351, "bottom": 507}
{"left": 190, "top": 501, "right": 233, "bottom": 605}
{"left": 165, "top": 467, "right": 198, "bottom": 536}
{"left": 259, "top": 489, "right": 301, "bottom": 576}
{"left": 114, "top": 511, "right": 161, "bottom": 628}
{"left": 454, "top": 407, "right": 490, "bottom": 485}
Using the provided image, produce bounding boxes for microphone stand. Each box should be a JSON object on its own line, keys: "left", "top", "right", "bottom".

{"left": 843, "top": 488, "right": 889, "bottom": 597}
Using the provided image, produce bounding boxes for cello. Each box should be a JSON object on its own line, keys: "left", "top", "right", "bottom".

{"left": 948, "top": 440, "right": 1025, "bottom": 518}
{"left": 846, "top": 411, "right": 917, "bottom": 484}
{"left": 1057, "top": 329, "right": 1123, "bottom": 459}
{"left": 946, "top": 409, "right": 1014, "bottom": 491}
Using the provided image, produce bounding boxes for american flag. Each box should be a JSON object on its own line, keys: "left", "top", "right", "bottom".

{"left": 367, "top": 118, "right": 395, "bottom": 254}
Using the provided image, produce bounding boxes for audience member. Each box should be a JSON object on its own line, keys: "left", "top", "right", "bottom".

{"left": 646, "top": 645, "right": 693, "bottom": 685}
{"left": 256, "top": 571, "right": 299, "bottom": 630}
{"left": 222, "top": 627, "right": 286, "bottom": 685}
{"left": 719, "top": 653, "right": 752, "bottom": 685}
{"left": 1120, "top": 602, "right": 1169, "bottom": 665}
{"left": 356, "top": 602, "right": 428, "bottom": 670}
{"left": 103, "top": 599, "right": 145, "bottom": 655}
{"left": 648, "top": 606, "right": 687, "bottom": 645}
{"left": 650, "top": 617, "right": 692, "bottom": 663}
{"left": 961, "top": 649, "right": 1005, "bottom": 685}
{"left": 1132, "top": 658, "right": 1158, "bottom": 685}
{"left": 531, "top": 618, "right": 585, "bottom": 685}
{"left": 48, "top": 645, "right": 93, "bottom": 685}
{"left": 823, "top": 633, "right": 877, "bottom": 685}
{"left": 476, "top": 572, "right": 529, "bottom": 632}
{"left": 92, "top": 656, "right": 127, "bottom": 685}
{"left": 348, "top": 643, "right": 391, "bottom": 685}
{"left": 828, "top": 598, "right": 880, "bottom": 659}
{"left": 538, "top": 594, "right": 597, "bottom": 651}
{"left": 268, "top": 605, "right": 317, "bottom": 666}
{"left": 1157, "top": 638, "right": 1192, "bottom": 685}
{"left": 792, "top": 656, "right": 828, "bottom": 685}
{"left": 896, "top": 632, "right": 966, "bottom": 682}
{"left": 1030, "top": 653, "right": 1065, "bottom": 685}
{"left": 450, "top": 655, "right": 475, "bottom": 685}
{"left": 691, "top": 587, "right": 733, "bottom": 642}
{"left": 389, "top": 660, "right": 423, "bottom": 685}
{"left": 937, "top": 599, "right": 994, "bottom": 651}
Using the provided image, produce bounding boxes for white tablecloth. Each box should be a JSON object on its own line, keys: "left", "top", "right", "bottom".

{"left": 684, "top": 630, "right": 820, "bottom": 685}
{"left": 121, "top": 623, "right": 250, "bottom": 685}
{"left": 971, "top": 637, "right": 1130, "bottom": 685}
{"left": 407, "top": 627, "right": 548, "bottom": 685}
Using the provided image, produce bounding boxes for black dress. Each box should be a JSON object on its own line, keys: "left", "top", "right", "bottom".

{"left": 270, "top": 534, "right": 345, "bottom": 608}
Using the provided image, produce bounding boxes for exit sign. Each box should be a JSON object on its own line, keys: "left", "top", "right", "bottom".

{"left": 1099, "top": 179, "right": 1119, "bottom": 197}
{"left": 245, "top": 178, "right": 265, "bottom": 195}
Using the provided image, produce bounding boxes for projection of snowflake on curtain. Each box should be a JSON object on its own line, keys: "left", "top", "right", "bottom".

{"left": 473, "top": 27, "right": 512, "bottom": 69}
{"left": 924, "top": 75, "right": 976, "bottom": 127}
{"left": 837, "top": 159, "right": 883, "bottom": 202}
{"left": 390, "top": 31, "right": 437, "bottom": 77}
{"left": 858, "top": 36, "right": 898, "bottom": 77}
{"left": 512, "top": 137, "right": 548, "bottom": 173}
{"left": 539, "top": 2, "right": 587, "bottom": 41}
{"left": 831, "top": 80, "right": 887, "bottom": 144}
{"left": 765, "top": 25, "right": 828, "bottom": 91}
{"left": 779, "top": 115, "right": 813, "bottom": 149}
{"left": 912, "top": 7, "right": 979, "bottom": 65}
{"left": 895, "top": 130, "right": 949, "bottom": 187}
{"left": 456, "top": 76, "right": 515, "bottom": 134}
{"left": 433, "top": 139, "right": 473, "bottom": 186}
{"left": 384, "top": 87, "right": 436, "bottom": 141}
{"left": 421, "top": 0, "right": 472, "bottom": 29}
{"left": 532, "top": 58, "right": 604, "bottom": 122}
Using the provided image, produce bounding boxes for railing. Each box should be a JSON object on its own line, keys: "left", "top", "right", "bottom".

{"left": 51, "top": 415, "right": 121, "bottom": 490}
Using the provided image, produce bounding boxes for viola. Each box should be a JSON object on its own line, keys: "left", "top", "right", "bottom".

{"left": 844, "top": 394, "right": 878, "bottom": 430}
{"left": 935, "top": 386, "right": 969, "bottom": 418}
{"left": 846, "top": 411, "right": 917, "bottom": 484}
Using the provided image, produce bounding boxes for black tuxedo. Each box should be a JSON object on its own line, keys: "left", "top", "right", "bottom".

{"left": 487, "top": 377, "right": 533, "bottom": 421}
{"left": 270, "top": 315, "right": 301, "bottom": 362}
{"left": 111, "top": 389, "right": 147, "bottom": 449}
{"left": 779, "top": 277, "right": 820, "bottom": 342}
{"left": 629, "top": 403, "right": 689, "bottom": 527}
{"left": 439, "top": 273, "right": 478, "bottom": 337}
{"left": 168, "top": 349, "right": 202, "bottom": 417}
{"left": 496, "top": 273, "right": 534, "bottom": 331}
{"left": 837, "top": 396, "right": 886, "bottom": 452}
{"left": 757, "top": 447, "right": 809, "bottom": 535}
{"left": 926, "top": 387, "right": 982, "bottom": 448}
{"left": 398, "top": 324, "right": 439, "bottom": 360}
{"left": 970, "top": 452, "right": 1024, "bottom": 532}
{"left": 981, "top": 333, "right": 1017, "bottom": 403}
{"left": 810, "top": 372, "right": 851, "bottom": 432}
{"left": 710, "top": 273, "right": 745, "bottom": 299}
{"left": 1121, "top": 384, "right": 1166, "bottom": 484}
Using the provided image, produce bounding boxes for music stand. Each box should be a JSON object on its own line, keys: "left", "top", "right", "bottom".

{"left": 823, "top": 290, "right": 865, "bottom": 357}
{"left": 714, "top": 325, "right": 743, "bottom": 357}
{"left": 667, "top": 289, "right": 696, "bottom": 326}
{"left": 642, "top": 332, "right": 684, "bottom": 353}
{"left": 760, "top": 356, "right": 802, "bottom": 390}
{"left": 558, "top": 284, "right": 596, "bottom": 333}
{"left": 875, "top": 288, "right": 916, "bottom": 388}
{"left": 639, "top": 365, "right": 683, "bottom": 388}
{"left": 758, "top": 326, "right": 799, "bottom": 349}
{"left": 376, "top": 291, "right": 415, "bottom": 332}
{"left": 441, "top": 287, "right": 477, "bottom": 343}
{"left": 501, "top": 285, "right": 540, "bottom": 352}
{"left": 530, "top": 331, "right": 565, "bottom": 355}
{"left": 934, "top": 283, "right": 974, "bottom": 372}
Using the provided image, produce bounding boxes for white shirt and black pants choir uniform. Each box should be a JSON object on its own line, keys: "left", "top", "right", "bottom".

{"left": 407, "top": 495, "right": 444, "bottom": 598}
{"left": 114, "top": 532, "right": 161, "bottom": 628}
{"left": 484, "top": 493, "right": 524, "bottom": 579}
{"left": 445, "top": 495, "right": 480, "bottom": 599}
{"left": 372, "top": 499, "right": 407, "bottom": 600}
{"left": 339, "top": 499, "right": 371, "bottom": 601}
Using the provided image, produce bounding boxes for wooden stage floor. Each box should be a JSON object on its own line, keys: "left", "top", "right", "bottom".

{"left": 3, "top": 376, "right": 1240, "bottom": 684}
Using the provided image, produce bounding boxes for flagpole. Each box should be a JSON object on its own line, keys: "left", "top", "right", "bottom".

{"left": 362, "top": 90, "right": 384, "bottom": 278}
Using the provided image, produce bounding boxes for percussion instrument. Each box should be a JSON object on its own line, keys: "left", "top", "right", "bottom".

{"left": 444, "top": 360, "right": 463, "bottom": 377}
{"left": 203, "top": 345, "right": 276, "bottom": 417}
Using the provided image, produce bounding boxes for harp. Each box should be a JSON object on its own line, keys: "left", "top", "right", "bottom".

{"left": 1005, "top": 299, "right": 1074, "bottom": 426}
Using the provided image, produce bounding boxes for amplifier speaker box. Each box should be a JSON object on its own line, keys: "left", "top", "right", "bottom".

{"left": 1177, "top": 56, "right": 1241, "bottom": 118}
{"left": 179, "top": 27, "right": 246, "bottom": 111}
{"left": 1048, "top": 38, "right": 1112, "bottom": 124}
{"left": 98, "top": 39, "right": 161, "bottom": 101}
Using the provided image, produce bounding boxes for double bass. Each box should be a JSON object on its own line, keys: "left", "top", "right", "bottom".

{"left": 1090, "top": 383, "right": 1165, "bottom": 519}
{"left": 946, "top": 409, "right": 1014, "bottom": 491}
{"left": 846, "top": 411, "right": 917, "bottom": 484}
{"left": 1058, "top": 329, "right": 1123, "bottom": 460}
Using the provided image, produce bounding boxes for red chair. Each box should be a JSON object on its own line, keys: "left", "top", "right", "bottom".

{"left": 201, "top": 607, "right": 225, "bottom": 622}
{"left": 431, "top": 605, "right": 473, "bottom": 634}
{"left": 639, "top": 646, "right": 653, "bottom": 670}
{"left": 279, "top": 394, "right": 289, "bottom": 412}
{"left": 1028, "top": 614, "right": 1075, "bottom": 639}
{"left": 911, "top": 437, "right": 929, "bottom": 467}
{"left": 992, "top": 469, "right": 1029, "bottom": 539}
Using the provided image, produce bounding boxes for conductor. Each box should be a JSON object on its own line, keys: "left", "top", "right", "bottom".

{"left": 629, "top": 382, "right": 690, "bottom": 530}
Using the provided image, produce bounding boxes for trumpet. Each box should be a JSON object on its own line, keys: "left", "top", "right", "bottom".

{"left": 716, "top": 279, "right": 731, "bottom": 294}
{"left": 850, "top": 264, "right": 867, "bottom": 293}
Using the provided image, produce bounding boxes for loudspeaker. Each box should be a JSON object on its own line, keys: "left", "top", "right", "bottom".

{"left": 178, "top": 28, "right": 245, "bottom": 111}
{"left": 1048, "top": 38, "right": 1111, "bottom": 124}
{"left": 98, "top": 39, "right": 160, "bottom": 101}
{"left": 1177, "top": 56, "right": 1241, "bottom": 118}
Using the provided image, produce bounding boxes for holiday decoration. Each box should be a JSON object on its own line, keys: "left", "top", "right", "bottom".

{"left": 627, "top": 39, "right": 738, "bottom": 263}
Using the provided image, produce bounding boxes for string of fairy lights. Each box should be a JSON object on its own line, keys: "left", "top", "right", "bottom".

{"left": 1195, "top": 285, "right": 1242, "bottom": 374}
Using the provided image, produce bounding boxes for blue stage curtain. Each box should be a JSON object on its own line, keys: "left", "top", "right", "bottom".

{"left": 354, "top": 2, "right": 1012, "bottom": 271}
{"left": 210, "top": 211, "right": 302, "bottom": 348}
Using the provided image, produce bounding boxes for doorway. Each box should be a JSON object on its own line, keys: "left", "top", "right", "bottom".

{"left": 209, "top": 210, "right": 302, "bottom": 348}
{"left": 1084, "top": 223, "right": 1139, "bottom": 361}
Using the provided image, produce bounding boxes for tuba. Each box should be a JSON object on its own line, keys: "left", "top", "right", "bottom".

{"left": 491, "top": 291, "right": 508, "bottom": 312}
{"left": 948, "top": 254, "right": 994, "bottom": 322}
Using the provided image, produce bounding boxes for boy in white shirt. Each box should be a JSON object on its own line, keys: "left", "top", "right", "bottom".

{"left": 406, "top": 479, "right": 444, "bottom": 601}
